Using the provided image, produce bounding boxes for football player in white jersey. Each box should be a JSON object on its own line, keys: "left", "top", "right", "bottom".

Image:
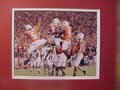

{"left": 56, "top": 48, "right": 67, "bottom": 76}
{"left": 50, "top": 18, "right": 61, "bottom": 33}
{"left": 53, "top": 35, "right": 63, "bottom": 48}
{"left": 49, "top": 18, "right": 61, "bottom": 43}
{"left": 29, "top": 52, "right": 36, "bottom": 72}
{"left": 41, "top": 45, "right": 51, "bottom": 75}
{"left": 24, "top": 19, "right": 47, "bottom": 54}
{"left": 46, "top": 51, "right": 53, "bottom": 75}
{"left": 50, "top": 50, "right": 57, "bottom": 76}
{"left": 35, "top": 49, "right": 42, "bottom": 74}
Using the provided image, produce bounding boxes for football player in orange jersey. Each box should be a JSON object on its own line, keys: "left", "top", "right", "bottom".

{"left": 61, "top": 20, "right": 71, "bottom": 51}
{"left": 24, "top": 19, "right": 47, "bottom": 54}
{"left": 73, "top": 39, "right": 86, "bottom": 76}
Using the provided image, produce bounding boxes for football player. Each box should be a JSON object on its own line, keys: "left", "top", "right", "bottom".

{"left": 24, "top": 19, "right": 47, "bottom": 54}
{"left": 61, "top": 21, "right": 71, "bottom": 51}
{"left": 73, "top": 39, "right": 86, "bottom": 76}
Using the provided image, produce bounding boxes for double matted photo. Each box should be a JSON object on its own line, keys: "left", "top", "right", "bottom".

{"left": 12, "top": 8, "right": 100, "bottom": 80}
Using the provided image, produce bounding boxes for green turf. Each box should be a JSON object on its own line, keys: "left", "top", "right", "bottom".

{"left": 14, "top": 65, "right": 96, "bottom": 76}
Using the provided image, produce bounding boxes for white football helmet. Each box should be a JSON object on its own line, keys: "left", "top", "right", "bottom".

{"left": 76, "top": 32, "right": 85, "bottom": 42}
{"left": 62, "top": 21, "right": 69, "bottom": 27}
{"left": 53, "top": 18, "right": 61, "bottom": 25}
{"left": 25, "top": 24, "right": 32, "bottom": 30}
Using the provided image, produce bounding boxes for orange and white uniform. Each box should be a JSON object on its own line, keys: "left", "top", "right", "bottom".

{"left": 25, "top": 25, "right": 47, "bottom": 54}
{"left": 63, "top": 26, "right": 71, "bottom": 41}
{"left": 26, "top": 26, "right": 40, "bottom": 42}
{"left": 62, "top": 26, "right": 72, "bottom": 50}
{"left": 74, "top": 40, "right": 86, "bottom": 67}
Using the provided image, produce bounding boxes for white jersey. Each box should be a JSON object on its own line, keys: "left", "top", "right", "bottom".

{"left": 51, "top": 53, "right": 57, "bottom": 65}
{"left": 36, "top": 50, "right": 41, "bottom": 61}
{"left": 41, "top": 46, "right": 51, "bottom": 60}
{"left": 56, "top": 53, "right": 67, "bottom": 67}
{"left": 54, "top": 38, "right": 63, "bottom": 47}
{"left": 41, "top": 47, "right": 51, "bottom": 54}
{"left": 46, "top": 53, "right": 53, "bottom": 67}
{"left": 29, "top": 57, "right": 36, "bottom": 67}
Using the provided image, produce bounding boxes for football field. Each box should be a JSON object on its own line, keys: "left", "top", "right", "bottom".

{"left": 14, "top": 65, "right": 96, "bottom": 76}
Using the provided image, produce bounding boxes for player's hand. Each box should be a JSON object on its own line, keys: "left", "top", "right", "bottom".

{"left": 37, "top": 18, "right": 42, "bottom": 27}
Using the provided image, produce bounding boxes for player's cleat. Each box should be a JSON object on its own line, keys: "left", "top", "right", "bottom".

{"left": 38, "top": 71, "right": 41, "bottom": 74}
{"left": 73, "top": 73, "right": 76, "bottom": 76}
{"left": 83, "top": 70, "right": 86, "bottom": 76}
{"left": 62, "top": 71, "right": 66, "bottom": 76}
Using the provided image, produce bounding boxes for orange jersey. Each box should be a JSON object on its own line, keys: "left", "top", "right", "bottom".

{"left": 72, "top": 43, "right": 80, "bottom": 53}
{"left": 79, "top": 41, "right": 86, "bottom": 53}
{"left": 25, "top": 26, "right": 40, "bottom": 42}
{"left": 63, "top": 26, "right": 71, "bottom": 41}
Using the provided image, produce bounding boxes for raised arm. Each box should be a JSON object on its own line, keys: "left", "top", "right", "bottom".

{"left": 36, "top": 18, "right": 41, "bottom": 28}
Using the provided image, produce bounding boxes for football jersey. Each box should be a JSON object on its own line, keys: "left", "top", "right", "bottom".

{"left": 25, "top": 26, "right": 40, "bottom": 42}
{"left": 78, "top": 41, "right": 86, "bottom": 53}
{"left": 50, "top": 23, "right": 60, "bottom": 33}
{"left": 63, "top": 26, "right": 71, "bottom": 41}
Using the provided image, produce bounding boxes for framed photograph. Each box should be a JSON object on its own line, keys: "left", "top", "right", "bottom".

{"left": 12, "top": 8, "right": 100, "bottom": 80}
{"left": 0, "top": 0, "right": 116, "bottom": 90}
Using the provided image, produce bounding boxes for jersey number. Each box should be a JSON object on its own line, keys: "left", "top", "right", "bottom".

{"left": 31, "top": 32, "right": 37, "bottom": 39}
